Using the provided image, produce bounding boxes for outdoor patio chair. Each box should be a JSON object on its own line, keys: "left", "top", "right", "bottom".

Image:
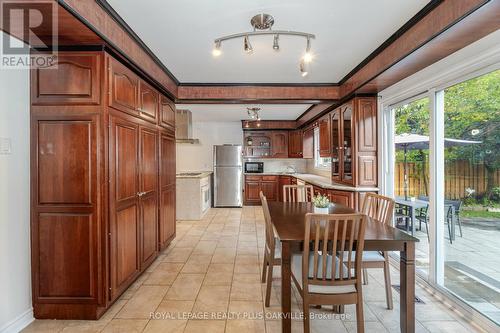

{"left": 446, "top": 199, "right": 463, "bottom": 237}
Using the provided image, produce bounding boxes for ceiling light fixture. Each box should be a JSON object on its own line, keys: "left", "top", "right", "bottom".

{"left": 212, "top": 40, "right": 221, "bottom": 57}
{"left": 247, "top": 107, "right": 261, "bottom": 121}
{"left": 303, "top": 37, "right": 313, "bottom": 63}
{"left": 273, "top": 34, "right": 279, "bottom": 51}
{"left": 243, "top": 35, "right": 253, "bottom": 54}
{"left": 299, "top": 59, "right": 308, "bottom": 77}
{"left": 213, "top": 13, "right": 315, "bottom": 76}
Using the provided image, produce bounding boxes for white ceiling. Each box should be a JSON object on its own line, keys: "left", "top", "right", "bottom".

{"left": 176, "top": 104, "right": 311, "bottom": 122}
{"left": 107, "top": 0, "right": 429, "bottom": 83}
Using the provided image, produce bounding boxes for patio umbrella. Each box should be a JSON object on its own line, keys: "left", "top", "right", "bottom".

{"left": 395, "top": 133, "right": 482, "bottom": 200}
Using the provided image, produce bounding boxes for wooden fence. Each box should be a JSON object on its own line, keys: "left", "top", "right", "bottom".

{"left": 395, "top": 160, "right": 500, "bottom": 199}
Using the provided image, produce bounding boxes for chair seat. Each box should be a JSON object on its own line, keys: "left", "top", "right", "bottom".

{"left": 291, "top": 253, "right": 356, "bottom": 295}
{"left": 341, "top": 251, "right": 385, "bottom": 263}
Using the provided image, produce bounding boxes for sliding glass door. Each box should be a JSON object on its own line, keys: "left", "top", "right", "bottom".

{"left": 385, "top": 69, "right": 500, "bottom": 325}
{"left": 440, "top": 70, "right": 500, "bottom": 324}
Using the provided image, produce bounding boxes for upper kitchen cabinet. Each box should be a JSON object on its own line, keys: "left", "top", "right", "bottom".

{"left": 160, "top": 95, "right": 176, "bottom": 131}
{"left": 288, "top": 130, "right": 303, "bottom": 158}
{"left": 271, "top": 131, "right": 288, "bottom": 158}
{"left": 302, "top": 127, "right": 314, "bottom": 159}
{"left": 108, "top": 56, "right": 139, "bottom": 116}
{"left": 318, "top": 115, "right": 331, "bottom": 157}
{"left": 31, "top": 52, "right": 101, "bottom": 106}
{"left": 138, "top": 81, "right": 159, "bottom": 124}
{"left": 331, "top": 97, "right": 377, "bottom": 187}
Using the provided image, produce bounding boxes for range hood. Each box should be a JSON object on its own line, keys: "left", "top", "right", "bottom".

{"left": 176, "top": 110, "right": 200, "bottom": 144}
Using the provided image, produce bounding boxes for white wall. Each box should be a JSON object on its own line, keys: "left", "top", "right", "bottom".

{"left": 176, "top": 121, "right": 243, "bottom": 171}
{"left": 0, "top": 32, "right": 33, "bottom": 332}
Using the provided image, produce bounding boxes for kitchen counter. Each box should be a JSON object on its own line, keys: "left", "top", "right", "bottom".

{"left": 176, "top": 172, "right": 212, "bottom": 220}
{"left": 244, "top": 172, "right": 378, "bottom": 192}
{"left": 176, "top": 171, "right": 213, "bottom": 179}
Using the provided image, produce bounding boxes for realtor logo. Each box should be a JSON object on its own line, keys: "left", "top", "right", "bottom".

{"left": 0, "top": 0, "right": 58, "bottom": 69}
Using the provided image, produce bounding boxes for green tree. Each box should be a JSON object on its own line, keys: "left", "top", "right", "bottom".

{"left": 394, "top": 70, "right": 500, "bottom": 195}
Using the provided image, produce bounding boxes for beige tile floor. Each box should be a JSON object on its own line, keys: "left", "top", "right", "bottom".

{"left": 23, "top": 207, "right": 487, "bottom": 333}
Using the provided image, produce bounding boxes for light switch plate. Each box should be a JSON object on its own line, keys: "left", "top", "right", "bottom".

{"left": 0, "top": 137, "right": 12, "bottom": 154}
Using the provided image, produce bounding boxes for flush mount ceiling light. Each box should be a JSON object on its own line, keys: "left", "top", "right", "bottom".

{"left": 213, "top": 13, "right": 316, "bottom": 76}
{"left": 247, "top": 107, "right": 261, "bottom": 121}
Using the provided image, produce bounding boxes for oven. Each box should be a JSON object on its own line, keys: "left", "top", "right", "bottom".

{"left": 244, "top": 161, "right": 264, "bottom": 173}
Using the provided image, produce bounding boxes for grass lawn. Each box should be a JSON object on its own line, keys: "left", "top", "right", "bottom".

{"left": 461, "top": 210, "right": 500, "bottom": 219}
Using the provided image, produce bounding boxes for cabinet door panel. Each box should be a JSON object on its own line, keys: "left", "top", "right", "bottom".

{"left": 356, "top": 98, "right": 377, "bottom": 152}
{"left": 115, "top": 205, "right": 139, "bottom": 289}
{"left": 160, "top": 96, "right": 176, "bottom": 130}
{"left": 288, "top": 130, "right": 303, "bottom": 158}
{"left": 328, "top": 190, "right": 354, "bottom": 208}
{"left": 32, "top": 53, "right": 100, "bottom": 105}
{"left": 140, "top": 127, "right": 158, "bottom": 266}
{"left": 319, "top": 117, "right": 331, "bottom": 157}
{"left": 139, "top": 81, "right": 159, "bottom": 124}
{"left": 357, "top": 154, "right": 377, "bottom": 186}
{"left": 38, "top": 120, "right": 94, "bottom": 205}
{"left": 331, "top": 110, "right": 341, "bottom": 180}
{"left": 245, "top": 181, "right": 261, "bottom": 203}
{"left": 160, "top": 133, "right": 176, "bottom": 187}
{"left": 341, "top": 104, "right": 354, "bottom": 184}
{"left": 141, "top": 194, "right": 158, "bottom": 266}
{"left": 38, "top": 213, "right": 96, "bottom": 298}
{"left": 302, "top": 128, "right": 314, "bottom": 159}
{"left": 109, "top": 58, "right": 139, "bottom": 115}
{"left": 261, "top": 181, "right": 278, "bottom": 201}
{"left": 110, "top": 116, "right": 140, "bottom": 298}
{"left": 271, "top": 131, "right": 288, "bottom": 158}
{"left": 159, "top": 185, "right": 175, "bottom": 249}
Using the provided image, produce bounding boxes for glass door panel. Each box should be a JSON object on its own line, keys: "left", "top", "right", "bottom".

{"left": 331, "top": 111, "right": 341, "bottom": 180}
{"left": 440, "top": 69, "right": 500, "bottom": 325}
{"left": 341, "top": 105, "right": 353, "bottom": 182}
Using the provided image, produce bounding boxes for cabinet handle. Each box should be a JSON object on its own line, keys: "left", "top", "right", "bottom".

{"left": 137, "top": 191, "right": 147, "bottom": 197}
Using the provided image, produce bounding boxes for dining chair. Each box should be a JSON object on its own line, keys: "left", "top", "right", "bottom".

{"left": 291, "top": 213, "right": 367, "bottom": 333}
{"left": 283, "top": 184, "right": 314, "bottom": 202}
{"left": 359, "top": 193, "right": 395, "bottom": 310}
{"left": 260, "top": 191, "right": 281, "bottom": 307}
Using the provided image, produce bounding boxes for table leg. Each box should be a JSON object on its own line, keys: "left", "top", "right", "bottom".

{"left": 281, "top": 241, "right": 291, "bottom": 333}
{"left": 400, "top": 241, "right": 415, "bottom": 333}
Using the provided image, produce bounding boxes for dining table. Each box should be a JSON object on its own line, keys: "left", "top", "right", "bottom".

{"left": 268, "top": 201, "right": 419, "bottom": 333}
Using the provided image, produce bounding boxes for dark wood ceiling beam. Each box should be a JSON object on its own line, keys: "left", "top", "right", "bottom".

{"left": 177, "top": 85, "right": 339, "bottom": 103}
{"left": 60, "top": 0, "right": 178, "bottom": 97}
{"left": 339, "top": 0, "right": 495, "bottom": 97}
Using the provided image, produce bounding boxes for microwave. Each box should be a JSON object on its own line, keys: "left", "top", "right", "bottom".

{"left": 245, "top": 162, "right": 264, "bottom": 173}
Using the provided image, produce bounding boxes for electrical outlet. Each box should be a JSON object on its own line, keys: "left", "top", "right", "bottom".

{"left": 0, "top": 138, "right": 12, "bottom": 154}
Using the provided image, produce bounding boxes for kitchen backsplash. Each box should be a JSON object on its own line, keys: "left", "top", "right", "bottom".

{"left": 306, "top": 159, "right": 331, "bottom": 178}
{"left": 244, "top": 158, "right": 307, "bottom": 173}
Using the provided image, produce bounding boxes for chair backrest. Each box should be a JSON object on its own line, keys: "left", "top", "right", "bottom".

{"left": 361, "top": 193, "right": 395, "bottom": 225}
{"left": 283, "top": 184, "right": 314, "bottom": 202}
{"left": 260, "top": 191, "right": 276, "bottom": 253}
{"left": 302, "top": 213, "right": 366, "bottom": 290}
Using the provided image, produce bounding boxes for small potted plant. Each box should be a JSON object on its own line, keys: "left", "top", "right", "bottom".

{"left": 312, "top": 194, "right": 330, "bottom": 214}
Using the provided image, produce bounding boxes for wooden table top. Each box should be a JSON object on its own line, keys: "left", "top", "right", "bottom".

{"left": 268, "top": 202, "right": 418, "bottom": 251}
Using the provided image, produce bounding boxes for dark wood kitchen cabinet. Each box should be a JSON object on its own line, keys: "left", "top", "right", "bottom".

{"left": 271, "top": 131, "right": 288, "bottom": 158}
{"left": 331, "top": 97, "right": 377, "bottom": 187}
{"left": 288, "top": 130, "right": 303, "bottom": 158}
{"left": 318, "top": 116, "right": 331, "bottom": 157}
{"left": 244, "top": 175, "right": 278, "bottom": 205}
{"left": 160, "top": 95, "right": 176, "bottom": 131}
{"left": 30, "top": 51, "right": 176, "bottom": 320}
{"left": 302, "top": 127, "right": 314, "bottom": 159}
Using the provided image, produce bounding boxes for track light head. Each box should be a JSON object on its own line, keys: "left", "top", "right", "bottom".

{"left": 300, "top": 59, "right": 308, "bottom": 77}
{"left": 303, "top": 37, "right": 313, "bottom": 63}
{"left": 244, "top": 35, "right": 253, "bottom": 54}
{"left": 273, "top": 34, "right": 279, "bottom": 51}
{"left": 212, "top": 40, "right": 222, "bottom": 57}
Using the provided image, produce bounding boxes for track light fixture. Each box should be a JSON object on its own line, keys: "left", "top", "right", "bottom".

{"left": 212, "top": 40, "right": 221, "bottom": 57}
{"left": 300, "top": 59, "right": 308, "bottom": 77}
{"left": 243, "top": 35, "right": 253, "bottom": 54}
{"left": 303, "top": 37, "right": 313, "bottom": 63}
{"left": 273, "top": 34, "right": 279, "bottom": 51}
{"left": 247, "top": 107, "right": 261, "bottom": 120}
{"left": 212, "top": 13, "right": 315, "bottom": 76}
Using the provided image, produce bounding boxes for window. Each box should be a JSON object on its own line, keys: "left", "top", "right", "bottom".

{"left": 314, "top": 127, "right": 331, "bottom": 169}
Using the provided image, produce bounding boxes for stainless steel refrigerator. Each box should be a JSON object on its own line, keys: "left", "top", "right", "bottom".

{"left": 213, "top": 145, "right": 243, "bottom": 207}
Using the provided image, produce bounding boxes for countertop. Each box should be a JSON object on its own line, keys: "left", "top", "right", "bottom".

{"left": 244, "top": 172, "right": 379, "bottom": 192}
{"left": 176, "top": 171, "right": 213, "bottom": 179}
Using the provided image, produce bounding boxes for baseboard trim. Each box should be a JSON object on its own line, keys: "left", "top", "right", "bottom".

{"left": 0, "top": 308, "right": 34, "bottom": 333}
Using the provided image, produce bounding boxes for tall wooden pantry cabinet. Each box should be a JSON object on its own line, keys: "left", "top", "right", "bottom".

{"left": 30, "top": 51, "right": 176, "bottom": 319}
